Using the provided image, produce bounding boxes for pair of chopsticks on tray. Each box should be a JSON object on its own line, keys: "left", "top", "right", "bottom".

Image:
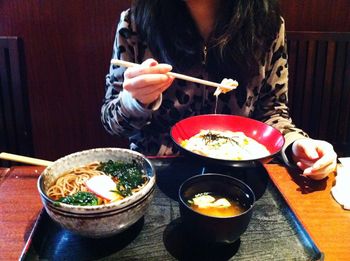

{"left": 0, "top": 152, "right": 52, "bottom": 166}
{"left": 111, "top": 59, "right": 238, "bottom": 91}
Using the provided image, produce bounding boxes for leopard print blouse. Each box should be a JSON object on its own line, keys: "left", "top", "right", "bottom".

{"left": 101, "top": 9, "right": 308, "bottom": 163}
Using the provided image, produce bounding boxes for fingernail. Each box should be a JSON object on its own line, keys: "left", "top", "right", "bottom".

{"left": 161, "top": 64, "right": 172, "bottom": 70}
{"left": 304, "top": 168, "right": 312, "bottom": 175}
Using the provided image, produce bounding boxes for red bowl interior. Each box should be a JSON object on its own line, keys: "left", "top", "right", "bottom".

{"left": 170, "top": 114, "right": 285, "bottom": 163}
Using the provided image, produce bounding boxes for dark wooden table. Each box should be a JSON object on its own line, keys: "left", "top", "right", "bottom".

{"left": 0, "top": 166, "right": 44, "bottom": 260}
{"left": 0, "top": 163, "right": 349, "bottom": 260}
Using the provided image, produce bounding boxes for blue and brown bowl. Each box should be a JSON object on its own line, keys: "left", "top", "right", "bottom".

{"left": 37, "top": 148, "right": 155, "bottom": 238}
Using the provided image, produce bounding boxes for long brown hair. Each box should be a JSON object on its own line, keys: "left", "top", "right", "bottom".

{"left": 132, "top": 0, "right": 282, "bottom": 85}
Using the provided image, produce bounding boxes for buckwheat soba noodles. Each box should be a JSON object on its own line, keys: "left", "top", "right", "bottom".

{"left": 46, "top": 160, "right": 148, "bottom": 206}
{"left": 181, "top": 129, "right": 270, "bottom": 160}
{"left": 46, "top": 162, "right": 103, "bottom": 201}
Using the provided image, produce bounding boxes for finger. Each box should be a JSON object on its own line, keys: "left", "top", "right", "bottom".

{"left": 128, "top": 80, "right": 170, "bottom": 103}
{"left": 292, "top": 139, "right": 318, "bottom": 160}
{"left": 301, "top": 143, "right": 319, "bottom": 160}
{"left": 303, "top": 160, "right": 337, "bottom": 176}
{"left": 159, "top": 76, "right": 175, "bottom": 91}
{"left": 123, "top": 58, "right": 157, "bottom": 80}
{"left": 144, "top": 80, "right": 171, "bottom": 95}
{"left": 129, "top": 82, "right": 164, "bottom": 97}
{"left": 310, "top": 151, "right": 337, "bottom": 170}
{"left": 125, "top": 64, "right": 173, "bottom": 79}
{"left": 299, "top": 158, "right": 316, "bottom": 166}
{"left": 296, "top": 160, "right": 312, "bottom": 170}
{"left": 296, "top": 157, "right": 320, "bottom": 171}
{"left": 142, "top": 58, "right": 158, "bottom": 67}
{"left": 124, "top": 74, "right": 172, "bottom": 91}
{"left": 303, "top": 164, "right": 337, "bottom": 181}
{"left": 297, "top": 155, "right": 336, "bottom": 171}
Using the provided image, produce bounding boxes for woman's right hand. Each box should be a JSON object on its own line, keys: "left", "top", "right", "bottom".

{"left": 123, "top": 58, "right": 174, "bottom": 106}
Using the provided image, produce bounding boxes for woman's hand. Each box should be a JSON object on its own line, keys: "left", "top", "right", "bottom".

{"left": 123, "top": 58, "right": 174, "bottom": 106}
{"left": 292, "top": 138, "right": 337, "bottom": 180}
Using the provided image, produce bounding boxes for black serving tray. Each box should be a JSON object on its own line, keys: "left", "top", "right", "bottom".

{"left": 20, "top": 157, "right": 323, "bottom": 261}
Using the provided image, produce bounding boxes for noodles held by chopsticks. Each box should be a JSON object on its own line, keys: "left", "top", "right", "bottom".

{"left": 214, "top": 78, "right": 238, "bottom": 96}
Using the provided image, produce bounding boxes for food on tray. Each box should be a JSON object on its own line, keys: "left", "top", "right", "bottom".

{"left": 188, "top": 192, "right": 245, "bottom": 217}
{"left": 181, "top": 129, "right": 270, "bottom": 160}
{"left": 47, "top": 160, "right": 148, "bottom": 206}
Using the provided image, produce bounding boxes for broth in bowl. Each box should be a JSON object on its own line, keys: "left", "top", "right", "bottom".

{"left": 188, "top": 192, "right": 246, "bottom": 218}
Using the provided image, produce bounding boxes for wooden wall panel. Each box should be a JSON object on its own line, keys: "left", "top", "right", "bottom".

{"left": 0, "top": 0, "right": 131, "bottom": 160}
{"left": 280, "top": 0, "right": 350, "bottom": 31}
{"left": 0, "top": 37, "right": 33, "bottom": 167}
{"left": 0, "top": 0, "right": 349, "bottom": 161}
{"left": 287, "top": 32, "right": 350, "bottom": 156}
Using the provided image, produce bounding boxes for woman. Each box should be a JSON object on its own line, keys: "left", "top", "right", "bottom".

{"left": 101, "top": 0, "right": 337, "bottom": 180}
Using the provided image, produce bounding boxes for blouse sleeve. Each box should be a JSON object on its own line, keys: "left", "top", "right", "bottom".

{"left": 101, "top": 10, "right": 154, "bottom": 138}
{"left": 253, "top": 18, "right": 308, "bottom": 166}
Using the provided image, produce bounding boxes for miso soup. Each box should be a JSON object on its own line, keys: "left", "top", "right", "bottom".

{"left": 188, "top": 192, "right": 245, "bottom": 218}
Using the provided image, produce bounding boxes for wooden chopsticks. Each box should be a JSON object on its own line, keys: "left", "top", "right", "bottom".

{"left": 110, "top": 59, "right": 238, "bottom": 91}
{"left": 0, "top": 152, "right": 52, "bottom": 166}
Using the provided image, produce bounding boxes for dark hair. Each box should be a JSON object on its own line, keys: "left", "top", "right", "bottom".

{"left": 132, "top": 0, "right": 282, "bottom": 85}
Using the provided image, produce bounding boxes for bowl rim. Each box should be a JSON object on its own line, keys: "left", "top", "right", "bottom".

{"left": 37, "top": 147, "right": 156, "bottom": 212}
{"left": 178, "top": 173, "right": 256, "bottom": 219}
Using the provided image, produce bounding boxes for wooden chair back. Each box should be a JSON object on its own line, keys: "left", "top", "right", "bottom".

{"left": 0, "top": 37, "right": 33, "bottom": 166}
{"left": 287, "top": 31, "right": 350, "bottom": 156}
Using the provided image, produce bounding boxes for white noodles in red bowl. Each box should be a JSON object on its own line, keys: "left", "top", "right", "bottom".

{"left": 171, "top": 114, "right": 285, "bottom": 167}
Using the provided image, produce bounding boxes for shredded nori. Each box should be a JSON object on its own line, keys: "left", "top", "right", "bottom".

{"left": 201, "top": 131, "right": 240, "bottom": 146}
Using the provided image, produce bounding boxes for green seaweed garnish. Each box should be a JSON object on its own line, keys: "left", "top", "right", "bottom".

{"left": 58, "top": 191, "right": 98, "bottom": 206}
{"left": 98, "top": 160, "right": 146, "bottom": 197}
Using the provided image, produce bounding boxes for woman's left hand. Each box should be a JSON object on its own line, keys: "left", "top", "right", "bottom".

{"left": 291, "top": 138, "right": 337, "bottom": 180}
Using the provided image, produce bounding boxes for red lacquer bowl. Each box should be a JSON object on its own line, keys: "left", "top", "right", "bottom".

{"left": 170, "top": 114, "right": 285, "bottom": 167}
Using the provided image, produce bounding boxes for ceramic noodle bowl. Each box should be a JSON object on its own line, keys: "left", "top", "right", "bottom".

{"left": 170, "top": 114, "right": 285, "bottom": 167}
{"left": 37, "top": 148, "right": 156, "bottom": 238}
